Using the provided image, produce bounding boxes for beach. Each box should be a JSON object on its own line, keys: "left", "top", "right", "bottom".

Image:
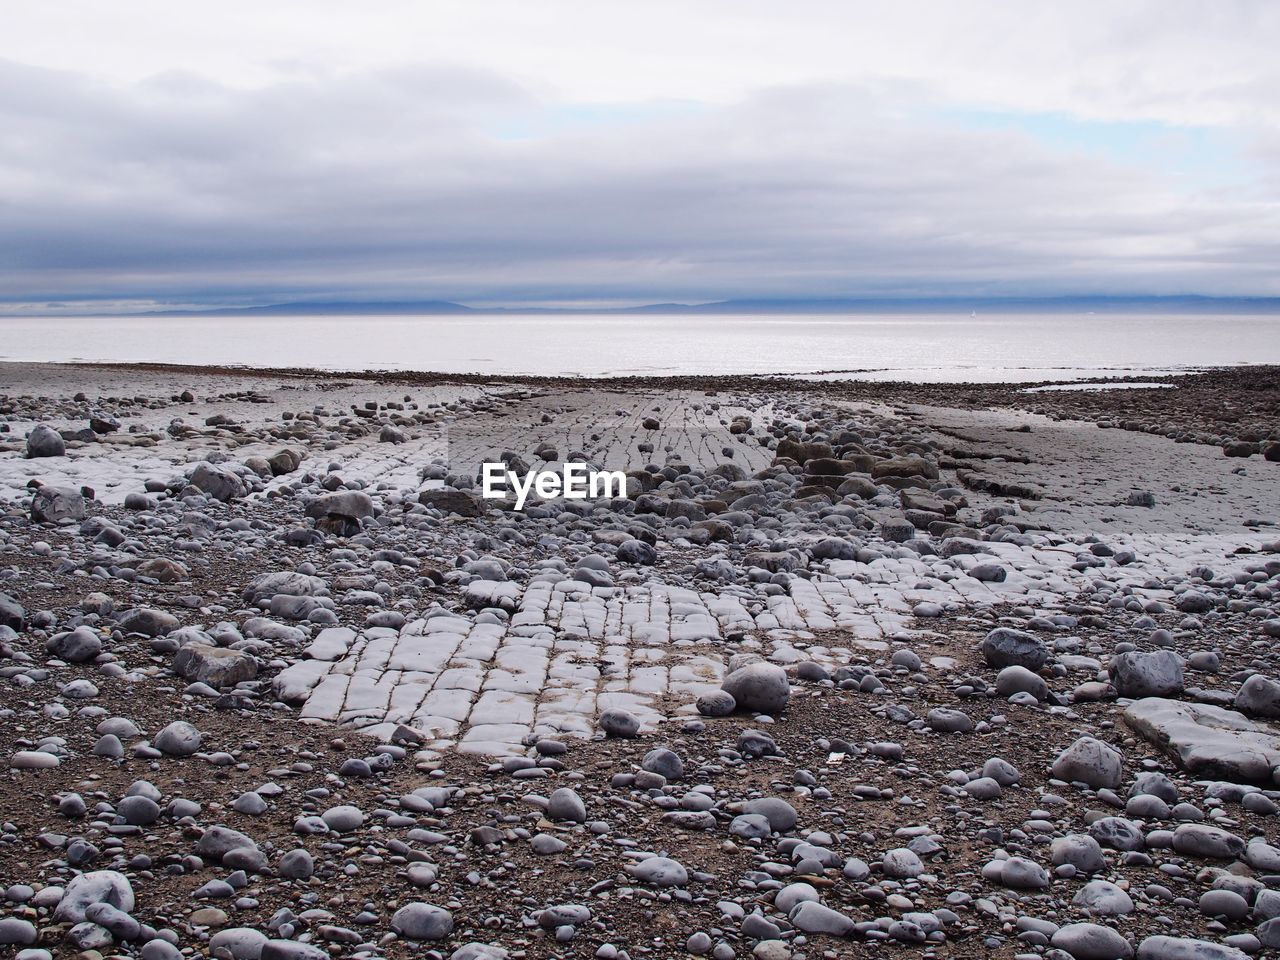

{"left": 1, "top": 361, "right": 1279, "bottom": 956}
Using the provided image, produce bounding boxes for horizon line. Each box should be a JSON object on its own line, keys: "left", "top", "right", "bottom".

{"left": 6, "top": 292, "right": 1280, "bottom": 319}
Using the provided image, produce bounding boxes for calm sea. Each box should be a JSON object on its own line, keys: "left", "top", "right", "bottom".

{"left": 2, "top": 313, "right": 1277, "bottom": 383}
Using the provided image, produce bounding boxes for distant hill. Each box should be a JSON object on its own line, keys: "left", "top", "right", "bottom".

{"left": 150, "top": 299, "right": 475, "bottom": 316}
{"left": 91, "top": 294, "right": 1280, "bottom": 317}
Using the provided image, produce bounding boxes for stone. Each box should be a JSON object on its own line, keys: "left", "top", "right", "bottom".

{"left": 547, "top": 788, "right": 587, "bottom": 822}
{"left": 1172, "top": 823, "right": 1245, "bottom": 859}
{"left": 26, "top": 424, "right": 66, "bottom": 457}
{"left": 0, "top": 918, "right": 37, "bottom": 945}
{"left": 641, "top": 747, "right": 684, "bottom": 780}
{"left": 1051, "top": 923, "right": 1134, "bottom": 960}
{"left": 1235, "top": 674, "right": 1280, "bottom": 718}
{"left": 278, "top": 848, "right": 314, "bottom": 880}
{"left": 53, "top": 870, "right": 134, "bottom": 923}
{"left": 418, "top": 488, "right": 482, "bottom": 517}
{"left": 744, "top": 797, "right": 798, "bottom": 832}
{"left": 1073, "top": 879, "right": 1134, "bottom": 914}
{"left": 321, "top": 805, "right": 364, "bottom": 831}
{"left": 118, "top": 795, "right": 161, "bottom": 826}
{"left": 980, "top": 628, "right": 1047, "bottom": 671}
{"left": 46, "top": 626, "right": 102, "bottom": 663}
{"left": 995, "top": 664, "right": 1048, "bottom": 700}
{"left": 0, "top": 592, "right": 25, "bottom": 630}
{"left": 209, "top": 928, "right": 269, "bottom": 959}
{"left": 11, "top": 750, "right": 60, "bottom": 769}
{"left": 117, "top": 607, "right": 179, "bottom": 636}
{"left": 31, "top": 485, "right": 86, "bottom": 522}
{"left": 154, "top": 720, "right": 202, "bottom": 756}
{"left": 1123, "top": 697, "right": 1280, "bottom": 783}
{"left": 196, "top": 825, "right": 259, "bottom": 862}
{"left": 391, "top": 902, "right": 454, "bottom": 940}
{"left": 788, "top": 901, "right": 855, "bottom": 936}
{"left": 305, "top": 491, "right": 375, "bottom": 523}
{"left": 1052, "top": 834, "right": 1106, "bottom": 873}
{"left": 1111, "top": 650, "right": 1184, "bottom": 698}
{"left": 173, "top": 644, "right": 258, "bottom": 687}
{"left": 243, "top": 571, "right": 328, "bottom": 604}
{"left": 625, "top": 856, "right": 688, "bottom": 887}
{"left": 189, "top": 462, "right": 247, "bottom": 501}
{"left": 1052, "top": 736, "right": 1123, "bottom": 789}
{"left": 881, "top": 848, "right": 924, "bottom": 879}
{"left": 721, "top": 662, "right": 790, "bottom": 714}
{"left": 1135, "top": 936, "right": 1248, "bottom": 960}
{"left": 696, "top": 690, "right": 736, "bottom": 717}
{"left": 998, "top": 856, "right": 1049, "bottom": 889}
{"left": 926, "top": 708, "right": 973, "bottom": 733}
{"left": 598, "top": 709, "right": 640, "bottom": 738}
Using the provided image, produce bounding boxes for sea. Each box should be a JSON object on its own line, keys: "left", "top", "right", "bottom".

{"left": 3, "top": 312, "right": 1278, "bottom": 383}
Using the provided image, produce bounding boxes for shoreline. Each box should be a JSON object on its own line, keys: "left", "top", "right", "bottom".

{"left": 1, "top": 359, "right": 1278, "bottom": 957}
{"left": 33, "top": 359, "right": 1278, "bottom": 458}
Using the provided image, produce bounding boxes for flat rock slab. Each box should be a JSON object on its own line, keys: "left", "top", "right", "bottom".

{"left": 1123, "top": 697, "right": 1280, "bottom": 784}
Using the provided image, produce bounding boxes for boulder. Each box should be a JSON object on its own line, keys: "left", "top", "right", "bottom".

{"left": 980, "top": 628, "right": 1048, "bottom": 671}
{"left": 1235, "top": 674, "right": 1280, "bottom": 718}
{"left": 1111, "top": 650, "right": 1184, "bottom": 698}
{"left": 53, "top": 871, "right": 134, "bottom": 923}
{"left": 31, "top": 485, "right": 86, "bottom": 523}
{"left": 26, "top": 424, "right": 66, "bottom": 458}
{"left": 46, "top": 626, "right": 103, "bottom": 663}
{"left": 1124, "top": 697, "right": 1280, "bottom": 783}
{"left": 189, "top": 462, "right": 247, "bottom": 501}
{"left": 419, "top": 488, "right": 482, "bottom": 517}
{"left": 1051, "top": 736, "right": 1123, "bottom": 789}
{"left": 721, "top": 662, "right": 790, "bottom": 714}
{"left": 173, "top": 644, "right": 258, "bottom": 687}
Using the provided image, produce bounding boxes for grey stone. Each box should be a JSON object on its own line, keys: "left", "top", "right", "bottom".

{"left": 721, "top": 662, "right": 790, "bottom": 714}
{"left": 641, "top": 747, "right": 684, "bottom": 780}
{"left": 31, "top": 485, "right": 86, "bottom": 523}
{"left": 788, "top": 901, "right": 855, "bottom": 937}
{"left": 1124, "top": 697, "right": 1280, "bottom": 783}
{"left": 1172, "top": 823, "right": 1244, "bottom": 859}
{"left": 46, "top": 626, "right": 102, "bottom": 663}
{"left": 1052, "top": 736, "right": 1123, "bottom": 789}
{"left": 980, "top": 628, "right": 1048, "bottom": 671}
{"left": 625, "top": 856, "right": 688, "bottom": 887}
{"left": 598, "top": 709, "right": 640, "bottom": 738}
{"left": 26, "top": 424, "right": 65, "bottom": 458}
{"left": 174, "top": 644, "right": 258, "bottom": 687}
{"left": 744, "top": 797, "right": 798, "bottom": 832}
{"left": 196, "top": 825, "right": 259, "bottom": 862}
{"left": 696, "top": 690, "right": 736, "bottom": 717}
{"left": 1074, "top": 879, "right": 1134, "bottom": 915}
{"left": 0, "top": 918, "right": 37, "bottom": 945}
{"left": 1235, "top": 674, "right": 1280, "bottom": 718}
{"left": 189, "top": 462, "right": 247, "bottom": 501}
{"left": 1111, "top": 650, "right": 1184, "bottom": 698}
{"left": 1051, "top": 922, "right": 1134, "bottom": 960}
{"left": 154, "top": 720, "right": 202, "bottom": 756}
{"left": 278, "top": 848, "right": 314, "bottom": 880}
{"left": 1135, "top": 936, "right": 1248, "bottom": 960}
{"left": 1051, "top": 834, "right": 1106, "bottom": 873}
{"left": 53, "top": 870, "right": 134, "bottom": 923}
{"left": 547, "top": 787, "right": 587, "bottom": 822}
{"left": 391, "top": 902, "right": 454, "bottom": 940}
{"left": 321, "top": 805, "right": 364, "bottom": 831}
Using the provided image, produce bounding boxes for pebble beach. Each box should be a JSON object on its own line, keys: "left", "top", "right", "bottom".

{"left": 2, "top": 360, "right": 1280, "bottom": 960}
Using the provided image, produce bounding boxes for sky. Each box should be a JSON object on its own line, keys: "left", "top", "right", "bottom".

{"left": 2, "top": 0, "right": 1279, "bottom": 312}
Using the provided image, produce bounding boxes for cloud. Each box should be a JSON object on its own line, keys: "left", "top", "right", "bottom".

{"left": 0, "top": 2, "right": 1278, "bottom": 306}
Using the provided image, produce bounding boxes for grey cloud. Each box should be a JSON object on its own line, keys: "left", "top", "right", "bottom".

{"left": 1, "top": 58, "right": 1278, "bottom": 305}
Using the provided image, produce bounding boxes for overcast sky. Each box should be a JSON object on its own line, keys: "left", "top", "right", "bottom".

{"left": 2, "top": 1, "right": 1278, "bottom": 311}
